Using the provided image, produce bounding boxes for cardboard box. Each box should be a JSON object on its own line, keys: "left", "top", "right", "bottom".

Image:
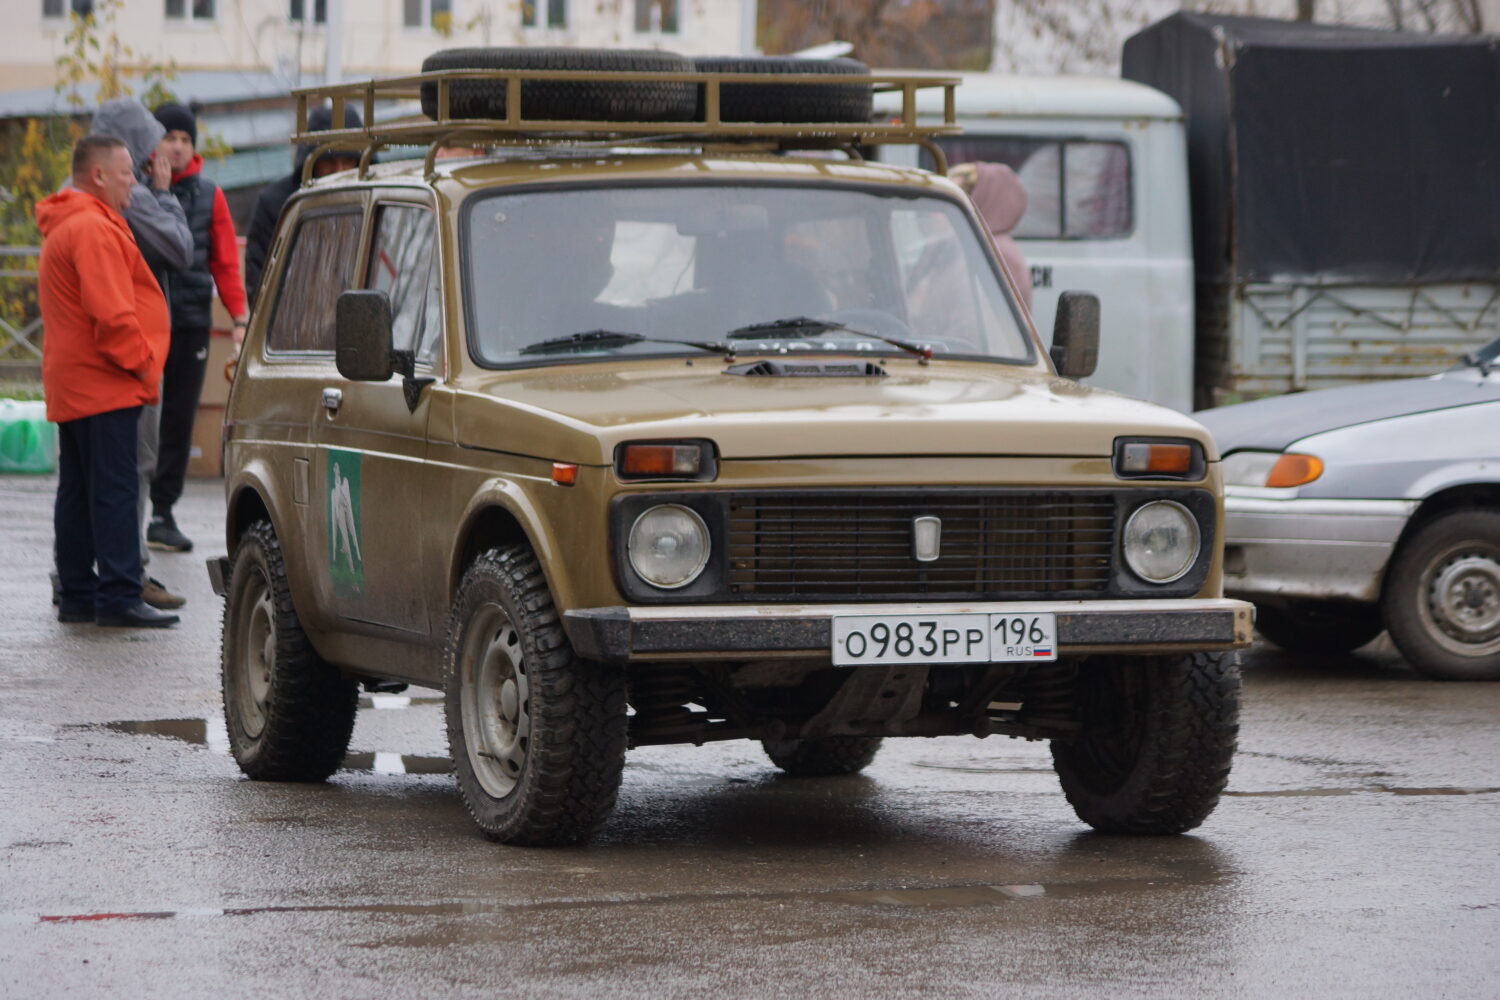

{"left": 199, "top": 327, "right": 238, "bottom": 407}
{"left": 187, "top": 403, "right": 225, "bottom": 479}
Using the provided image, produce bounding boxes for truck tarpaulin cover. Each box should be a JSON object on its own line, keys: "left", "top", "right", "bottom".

{"left": 1123, "top": 13, "right": 1500, "bottom": 286}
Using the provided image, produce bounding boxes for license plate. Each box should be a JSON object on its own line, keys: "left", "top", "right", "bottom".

{"left": 832, "top": 613, "right": 1058, "bottom": 666}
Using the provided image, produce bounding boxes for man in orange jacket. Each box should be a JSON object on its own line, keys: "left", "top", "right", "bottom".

{"left": 37, "top": 136, "right": 180, "bottom": 628}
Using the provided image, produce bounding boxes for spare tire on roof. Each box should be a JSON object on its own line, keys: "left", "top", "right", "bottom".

{"left": 692, "top": 56, "right": 873, "bottom": 124}
{"left": 419, "top": 47, "right": 696, "bottom": 123}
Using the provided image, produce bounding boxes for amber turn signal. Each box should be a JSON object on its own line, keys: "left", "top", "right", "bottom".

{"left": 551, "top": 462, "right": 579, "bottom": 486}
{"left": 620, "top": 443, "right": 702, "bottom": 477}
{"left": 1265, "top": 453, "right": 1323, "bottom": 488}
{"left": 1114, "top": 439, "right": 1203, "bottom": 479}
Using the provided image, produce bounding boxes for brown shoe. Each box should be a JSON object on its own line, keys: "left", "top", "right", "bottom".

{"left": 142, "top": 576, "right": 186, "bottom": 610}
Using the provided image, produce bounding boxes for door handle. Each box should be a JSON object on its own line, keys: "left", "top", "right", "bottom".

{"left": 321, "top": 387, "right": 343, "bottom": 413}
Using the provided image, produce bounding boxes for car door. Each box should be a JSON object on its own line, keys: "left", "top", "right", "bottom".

{"left": 251, "top": 194, "right": 366, "bottom": 635}
{"left": 310, "top": 192, "right": 443, "bottom": 638}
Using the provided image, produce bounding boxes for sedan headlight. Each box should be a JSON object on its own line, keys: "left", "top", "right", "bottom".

{"left": 627, "top": 504, "right": 710, "bottom": 589}
{"left": 1123, "top": 500, "right": 1201, "bottom": 584}
{"left": 1221, "top": 450, "right": 1324, "bottom": 488}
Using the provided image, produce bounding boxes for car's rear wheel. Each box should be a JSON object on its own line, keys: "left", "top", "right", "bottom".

{"left": 762, "top": 736, "right": 882, "bottom": 776}
{"left": 1382, "top": 509, "right": 1500, "bottom": 680}
{"left": 444, "top": 546, "right": 628, "bottom": 845}
{"left": 1051, "top": 652, "right": 1240, "bottom": 834}
{"left": 221, "top": 520, "right": 358, "bottom": 781}
{"left": 1254, "top": 601, "right": 1383, "bottom": 654}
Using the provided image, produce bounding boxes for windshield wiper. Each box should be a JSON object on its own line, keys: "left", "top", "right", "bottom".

{"left": 518, "top": 329, "right": 730, "bottom": 357}
{"left": 1461, "top": 351, "right": 1494, "bottom": 377}
{"left": 726, "top": 316, "right": 933, "bottom": 364}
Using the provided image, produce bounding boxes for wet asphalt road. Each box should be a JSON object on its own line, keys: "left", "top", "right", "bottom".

{"left": 2, "top": 475, "right": 1498, "bottom": 999}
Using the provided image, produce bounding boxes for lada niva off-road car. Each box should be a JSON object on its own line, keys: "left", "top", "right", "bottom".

{"left": 210, "top": 50, "right": 1253, "bottom": 846}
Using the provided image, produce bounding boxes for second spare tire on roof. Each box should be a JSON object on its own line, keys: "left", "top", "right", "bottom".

{"left": 692, "top": 56, "right": 873, "bottom": 124}
{"left": 419, "top": 47, "right": 697, "bottom": 123}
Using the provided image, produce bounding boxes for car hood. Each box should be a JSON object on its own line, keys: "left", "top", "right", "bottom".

{"left": 456, "top": 359, "right": 1216, "bottom": 465}
{"left": 1196, "top": 368, "right": 1500, "bottom": 454}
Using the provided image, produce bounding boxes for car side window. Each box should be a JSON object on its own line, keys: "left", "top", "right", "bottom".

{"left": 928, "top": 137, "right": 1133, "bottom": 240}
{"left": 367, "top": 204, "right": 442, "bottom": 366}
{"left": 267, "top": 210, "right": 363, "bottom": 353}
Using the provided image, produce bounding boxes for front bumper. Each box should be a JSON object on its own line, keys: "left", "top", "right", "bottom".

{"left": 563, "top": 598, "right": 1254, "bottom": 664}
{"left": 1222, "top": 494, "right": 1415, "bottom": 602}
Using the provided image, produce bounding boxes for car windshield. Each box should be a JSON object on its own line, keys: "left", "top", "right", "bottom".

{"left": 463, "top": 183, "right": 1032, "bottom": 367}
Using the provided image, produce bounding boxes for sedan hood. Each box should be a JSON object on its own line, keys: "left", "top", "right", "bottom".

{"left": 1196, "top": 368, "right": 1500, "bottom": 454}
{"left": 457, "top": 360, "right": 1215, "bottom": 465}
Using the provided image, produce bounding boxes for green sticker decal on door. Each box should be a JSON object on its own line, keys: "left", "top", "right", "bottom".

{"left": 328, "top": 449, "right": 364, "bottom": 598}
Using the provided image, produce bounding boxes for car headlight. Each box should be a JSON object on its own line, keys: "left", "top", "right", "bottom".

{"left": 1123, "top": 500, "right": 1201, "bottom": 584}
{"left": 1221, "top": 450, "right": 1323, "bottom": 487}
{"left": 627, "top": 504, "right": 710, "bottom": 589}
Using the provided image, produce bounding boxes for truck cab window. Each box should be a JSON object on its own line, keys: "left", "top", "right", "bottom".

{"left": 267, "top": 210, "right": 362, "bottom": 353}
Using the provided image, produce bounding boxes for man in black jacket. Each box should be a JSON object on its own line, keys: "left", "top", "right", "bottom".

{"left": 243, "top": 105, "right": 362, "bottom": 306}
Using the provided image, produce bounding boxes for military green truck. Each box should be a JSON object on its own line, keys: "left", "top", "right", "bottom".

{"left": 209, "top": 49, "right": 1253, "bottom": 846}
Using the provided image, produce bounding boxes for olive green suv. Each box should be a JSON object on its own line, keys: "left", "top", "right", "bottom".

{"left": 210, "top": 50, "right": 1253, "bottom": 846}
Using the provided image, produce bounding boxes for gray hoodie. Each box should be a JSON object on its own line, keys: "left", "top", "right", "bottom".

{"left": 86, "top": 98, "right": 193, "bottom": 288}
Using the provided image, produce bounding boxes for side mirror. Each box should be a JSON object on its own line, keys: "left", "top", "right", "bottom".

{"left": 1049, "top": 290, "right": 1100, "bottom": 379}
{"left": 336, "top": 290, "right": 395, "bottom": 382}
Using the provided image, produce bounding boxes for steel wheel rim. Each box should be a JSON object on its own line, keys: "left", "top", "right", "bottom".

{"left": 1422, "top": 543, "right": 1500, "bottom": 656}
{"left": 236, "top": 572, "right": 274, "bottom": 740}
{"left": 460, "top": 602, "right": 530, "bottom": 799}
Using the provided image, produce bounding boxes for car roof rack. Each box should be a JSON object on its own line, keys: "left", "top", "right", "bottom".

{"left": 289, "top": 67, "right": 961, "bottom": 183}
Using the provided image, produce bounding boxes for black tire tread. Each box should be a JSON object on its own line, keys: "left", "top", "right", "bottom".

{"left": 1052, "top": 651, "right": 1240, "bottom": 835}
{"left": 762, "top": 735, "right": 883, "bottom": 776}
{"left": 420, "top": 46, "right": 696, "bottom": 123}
{"left": 1381, "top": 508, "right": 1500, "bottom": 681}
{"left": 444, "top": 546, "right": 627, "bottom": 846}
{"left": 692, "top": 55, "right": 873, "bottom": 123}
{"left": 221, "top": 520, "right": 358, "bottom": 782}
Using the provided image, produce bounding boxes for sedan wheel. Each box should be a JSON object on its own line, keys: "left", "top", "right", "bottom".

{"left": 1384, "top": 510, "right": 1500, "bottom": 680}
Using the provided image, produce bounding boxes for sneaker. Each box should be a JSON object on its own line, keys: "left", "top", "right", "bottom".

{"left": 142, "top": 576, "right": 187, "bottom": 610}
{"left": 147, "top": 514, "right": 194, "bottom": 552}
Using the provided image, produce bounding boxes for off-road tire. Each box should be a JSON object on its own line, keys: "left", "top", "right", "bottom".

{"left": 221, "top": 520, "right": 358, "bottom": 781}
{"left": 1051, "top": 652, "right": 1240, "bottom": 835}
{"left": 444, "top": 546, "right": 628, "bottom": 846}
{"left": 691, "top": 56, "right": 873, "bottom": 123}
{"left": 762, "top": 736, "right": 883, "bottom": 776}
{"left": 1255, "top": 601, "right": 1383, "bottom": 655}
{"left": 1381, "top": 509, "right": 1500, "bottom": 680}
{"left": 420, "top": 47, "right": 696, "bottom": 123}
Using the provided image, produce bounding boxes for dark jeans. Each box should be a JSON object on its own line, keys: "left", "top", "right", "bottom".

{"left": 56, "top": 406, "right": 143, "bottom": 615}
{"left": 150, "top": 324, "right": 210, "bottom": 518}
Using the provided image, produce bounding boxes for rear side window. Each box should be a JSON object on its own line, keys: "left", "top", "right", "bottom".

{"left": 927, "top": 137, "right": 1133, "bottom": 240}
{"left": 367, "top": 204, "right": 442, "bottom": 365}
{"left": 267, "top": 210, "right": 363, "bottom": 352}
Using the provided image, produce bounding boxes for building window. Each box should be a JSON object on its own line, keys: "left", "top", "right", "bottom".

{"left": 43, "top": 0, "right": 94, "bottom": 18}
{"left": 165, "top": 0, "right": 216, "bottom": 21}
{"left": 634, "top": 0, "right": 677, "bottom": 34}
{"left": 404, "top": 0, "right": 453, "bottom": 31}
{"left": 521, "top": 0, "right": 565, "bottom": 29}
{"left": 288, "top": 0, "right": 326, "bottom": 25}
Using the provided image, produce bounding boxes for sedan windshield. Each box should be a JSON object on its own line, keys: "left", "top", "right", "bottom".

{"left": 463, "top": 183, "right": 1032, "bottom": 366}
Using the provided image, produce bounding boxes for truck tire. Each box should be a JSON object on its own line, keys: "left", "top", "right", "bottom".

{"left": 420, "top": 47, "right": 696, "bottom": 123}
{"left": 1254, "top": 602, "right": 1383, "bottom": 655}
{"left": 691, "top": 56, "right": 873, "bottom": 123}
{"left": 1381, "top": 509, "right": 1500, "bottom": 680}
{"left": 762, "top": 736, "right": 883, "bottom": 776}
{"left": 221, "top": 520, "right": 358, "bottom": 781}
{"left": 1051, "top": 652, "right": 1240, "bottom": 835}
{"left": 444, "top": 546, "right": 628, "bottom": 845}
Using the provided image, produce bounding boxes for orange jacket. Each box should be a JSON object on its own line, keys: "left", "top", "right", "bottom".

{"left": 36, "top": 188, "right": 170, "bottom": 423}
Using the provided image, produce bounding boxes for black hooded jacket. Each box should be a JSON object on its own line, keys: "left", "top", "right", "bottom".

{"left": 243, "top": 105, "right": 364, "bottom": 305}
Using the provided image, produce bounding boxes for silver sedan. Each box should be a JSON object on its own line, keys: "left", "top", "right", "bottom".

{"left": 1196, "top": 338, "right": 1500, "bottom": 680}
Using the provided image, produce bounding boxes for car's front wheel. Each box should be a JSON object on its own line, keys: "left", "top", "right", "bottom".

{"left": 444, "top": 546, "right": 628, "bottom": 845}
{"left": 1383, "top": 509, "right": 1500, "bottom": 680}
{"left": 221, "top": 520, "right": 358, "bottom": 781}
{"left": 1254, "top": 601, "right": 1383, "bottom": 655}
{"left": 1051, "top": 652, "right": 1240, "bottom": 834}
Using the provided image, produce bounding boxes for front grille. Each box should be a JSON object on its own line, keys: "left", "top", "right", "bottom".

{"left": 726, "top": 491, "right": 1117, "bottom": 600}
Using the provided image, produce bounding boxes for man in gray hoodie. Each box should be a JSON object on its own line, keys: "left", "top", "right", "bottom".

{"left": 86, "top": 98, "right": 193, "bottom": 610}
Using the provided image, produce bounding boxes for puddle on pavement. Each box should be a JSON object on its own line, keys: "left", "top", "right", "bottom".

{"left": 91, "top": 718, "right": 452, "bottom": 776}
{"left": 835, "top": 884, "right": 1046, "bottom": 907}
{"left": 1227, "top": 785, "right": 1500, "bottom": 797}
